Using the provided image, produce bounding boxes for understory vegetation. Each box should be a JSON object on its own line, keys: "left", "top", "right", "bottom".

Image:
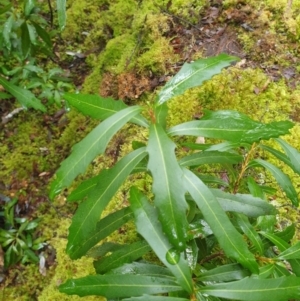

{"left": 1, "top": 0, "right": 300, "bottom": 300}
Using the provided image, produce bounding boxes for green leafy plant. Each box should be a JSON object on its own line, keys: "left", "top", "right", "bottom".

{"left": 0, "top": 0, "right": 69, "bottom": 111}
{"left": 50, "top": 53, "right": 300, "bottom": 300}
{"left": 0, "top": 198, "right": 44, "bottom": 267}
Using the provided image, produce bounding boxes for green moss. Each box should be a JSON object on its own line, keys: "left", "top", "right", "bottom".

{"left": 38, "top": 217, "right": 102, "bottom": 301}
{"left": 67, "top": 0, "right": 209, "bottom": 94}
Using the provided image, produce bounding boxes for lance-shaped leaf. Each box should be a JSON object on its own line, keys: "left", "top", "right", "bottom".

{"left": 94, "top": 240, "right": 151, "bottom": 274}
{"left": 250, "top": 264, "right": 275, "bottom": 279}
{"left": 273, "top": 264, "right": 291, "bottom": 277}
{"left": 235, "top": 213, "right": 264, "bottom": 255}
{"left": 63, "top": 93, "right": 148, "bottom": 127}
{"left": 210, "top": 189, "right": 277, "bottom": 218}
{"left": 124, "top": 296, "right": 190, "bottom": 301}
{"left": 67, "top": 173, "right": 102, "bottom": 201}
{"left": 108, "top": 262, "right": 174, "bottom": 278}
{"left": 247, "top": 177, "right": 265, "bottom": 199}
{"left": 129, "top": 187, "right": 193, "bottom": 294}
{"left": 168, "top": 110, "right": 293, "bottom": 143}
{"left": 31, "top": 21, "right": 52, "bottom": 48}
{"left": 21, "top": 22, "right": 30, "bottom": 58}
{"left": 277, "top": 242, "right": 300, "bottom": 260}
{"left": 276, "top": 224, "right": 295, "bottom": 243}
{"left": 183, "top": 169, "right": 258, "bottom": 273}
{"left": 199, "top": 276, "right": 300, "bottom": 301}
{"left": 67, "top": 148, "right": 147, "bottom": 259}
{"left": 155, "top": 102, "right": 168, "bottom": 128}
{"left": 250, "top": 159, "right": 298, "bottom": 206}
{"left": 57, "top": 0, "right": 66, "bottom": 30}
{"left": 276, "top": 138, "right": 300, "bottom": 174}
{"left": 157, "top": 54, "right": 238, "bottom": 105}
{"left": 74, "top": 207, "right": 133, "bottom": 259}
{"left": 50, "top": 106, "right": 142, "bottom": 199}
{"left": 88, "top": 242, "right": 123, "bottom": 258}
{"left": 67, "top": 159, "right": 147, "bottom": 202}
{"left": 260, "top": 144, "right": 291, "bottom": 169}
{"left": 3, "top": 14, "right": 13, "bottom": 50}
{"left": 24, "top": 0, "right": 35, "bottom": 16}
{"left": 147, "top": 124, "right": 189, "bottom": 250}
{"left": 197, "top": 263, "right": 250, "bottom": 282}
{"left": 59, "top": 274, "right": 181, "bottom": 298}
{"left": 0, "top": 76, "right": 46, "bottom": 112}
{"left": 179, "top": 151, "right": 243, "bottom": 167}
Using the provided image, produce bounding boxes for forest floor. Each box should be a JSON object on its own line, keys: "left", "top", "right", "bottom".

{"left": 1, "top": 0, "right": 300, "bottom": 300}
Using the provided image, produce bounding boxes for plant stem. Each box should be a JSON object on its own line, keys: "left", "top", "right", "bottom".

{"left": 233, "top": 143, "right": 257, "bottom": 193}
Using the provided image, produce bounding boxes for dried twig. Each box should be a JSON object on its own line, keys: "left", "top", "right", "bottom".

{"left": 1, "top": 107, "right": 25, "bottom": 124}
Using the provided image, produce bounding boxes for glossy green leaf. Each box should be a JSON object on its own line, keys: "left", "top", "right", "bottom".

{"left": 197, "top": 263, "right": 250, "bottom": 282}
{"left": 59, "top": 274, "right": 181, "bottom": 298}
{"left": 147, "top": 124, "right": 189, "bottom": 250}
{"left": 199, "top": 276, "right": 300, "bottom": 301}
{"left": 251, "top": 159, "right": 298, "bottom": 206}
{"left": 155, "top": 102, "right": 168, "bottom": 128}
{"left": 247, "top": 177, "right": 264, "bottom": 199}
{"left": 273, "top": 263, "right": 291, "bottom": 277}
{"left": 276, "top": 138, "right": 300, "bottom": 174}
{"left": 88, "top": 242, "right": 122, "bottom": 258}
{"left": 250, "top": 264, "right": 274, "bottom": 279}
{"left": 289, "top": 260, "right": 300, "bottom": 276}
{"left": 185, "top": 240, "right": 198, "bottom": 270}
{"left": 183, "top": 169, "right": 258, "bottom": 273}
{"left": 197, "top": 174, "right": 229, "bottom": 187}
{"left": 157, "top": 54, "right": 238, "bottom": 104}
{"left": 210, "top": 189, "right": 277, "bottom": 218}
{"left": 206, "top": 141, "right": 250, "bottom": 152}
{"left": 67, "top": 173, "right": 102, "bottom": 201}
{"left": 277, "top": 241, "right": 300, "bottom": 260}
{"left": 63, "top": 93, "right": 148, "bottom": 127}
{"left": 24, "top": 0, "right": 35, "bottom": 17}
{"left": 108, "top": 262, "right": 174, "bottom": 278}
{"left": 66, "top": 148, "right": 147, "bottom": 259}
{"left": 168, "top": 110, "right": 293, "bottom": 143}
{"left": 31, "top": 21, "right": 52, "bottom": 48}
{"left": 260, "top": 144, "right": 291, "bottom": 169}
{"left": 27, "top": 23, "right": 37, "bottom": 45}
{"left": 259, "top": 232, "right": 289, "bottom": 251}
{"left": 56, "top": 0, "right": 66, "bottom": 30}
{"left": 0, "top": 76, "right": 46, "bottom": 112}
{"left": 196, "top": 292, "right": 222, "bottom": 301}
{"left": 3, "top": 14, "right": 13, "bottom": 50}
{"left": 276, "top": 224, "right": 295, "bottom": 242}
{"left": 124, "top": 296, "right": 190, "bottom": 301}
{"left": 21, "top": 22, "right": 30, "bottom": 58}
{"left": 179, "top": 151, "right": 243, "bottom": 167}
{"left": 235, "top": 213, "right": 264, "bottom": 255}
{"left": 94, "top": 240, "right": 151, "bottom": 273}
{"left": 50, "top": 106, "right": 143, "bottom": 199}
{"left": 129, "top": 187, "right": 193, "bottom": 294}
{"left": 81, "top": 207, "right": 133, "bottom": 259}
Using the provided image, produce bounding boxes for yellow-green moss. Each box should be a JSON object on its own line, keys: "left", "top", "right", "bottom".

{"left": 38, "top": 216, "right": 102, "bottom": 301}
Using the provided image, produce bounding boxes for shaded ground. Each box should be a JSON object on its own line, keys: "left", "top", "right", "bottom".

{"left": 1, "top": 0, "right": 300, "bottom": 299}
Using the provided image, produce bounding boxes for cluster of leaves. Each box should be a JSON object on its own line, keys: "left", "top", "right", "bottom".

{"left": 0, "top": 198, "right": 44, "bottom": 267}
{"left": 0, "top": 0, "right": 69, "bottom": 111}
{"left": 50, "top": 54, "right": 300, "bottom": 301}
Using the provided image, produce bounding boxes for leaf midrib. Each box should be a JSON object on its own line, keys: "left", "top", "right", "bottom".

{"left": 153, "top": 125, "right": 177, "bottom": 234}
{"left": 69, "top": 150, "right": 145, "bottom": 250}
{"left": 58, "top": 107, "right": 140, "bottom": 187}
{"left": 136, "top": 196, "right": 192, "bottom": 292}
{"left": 185, "top": 173, "right": 250, "bottom": 265}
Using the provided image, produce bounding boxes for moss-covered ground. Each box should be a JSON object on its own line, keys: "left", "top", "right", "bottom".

{"left": 1, "top": 0, "right": 300, "bottom": 299}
